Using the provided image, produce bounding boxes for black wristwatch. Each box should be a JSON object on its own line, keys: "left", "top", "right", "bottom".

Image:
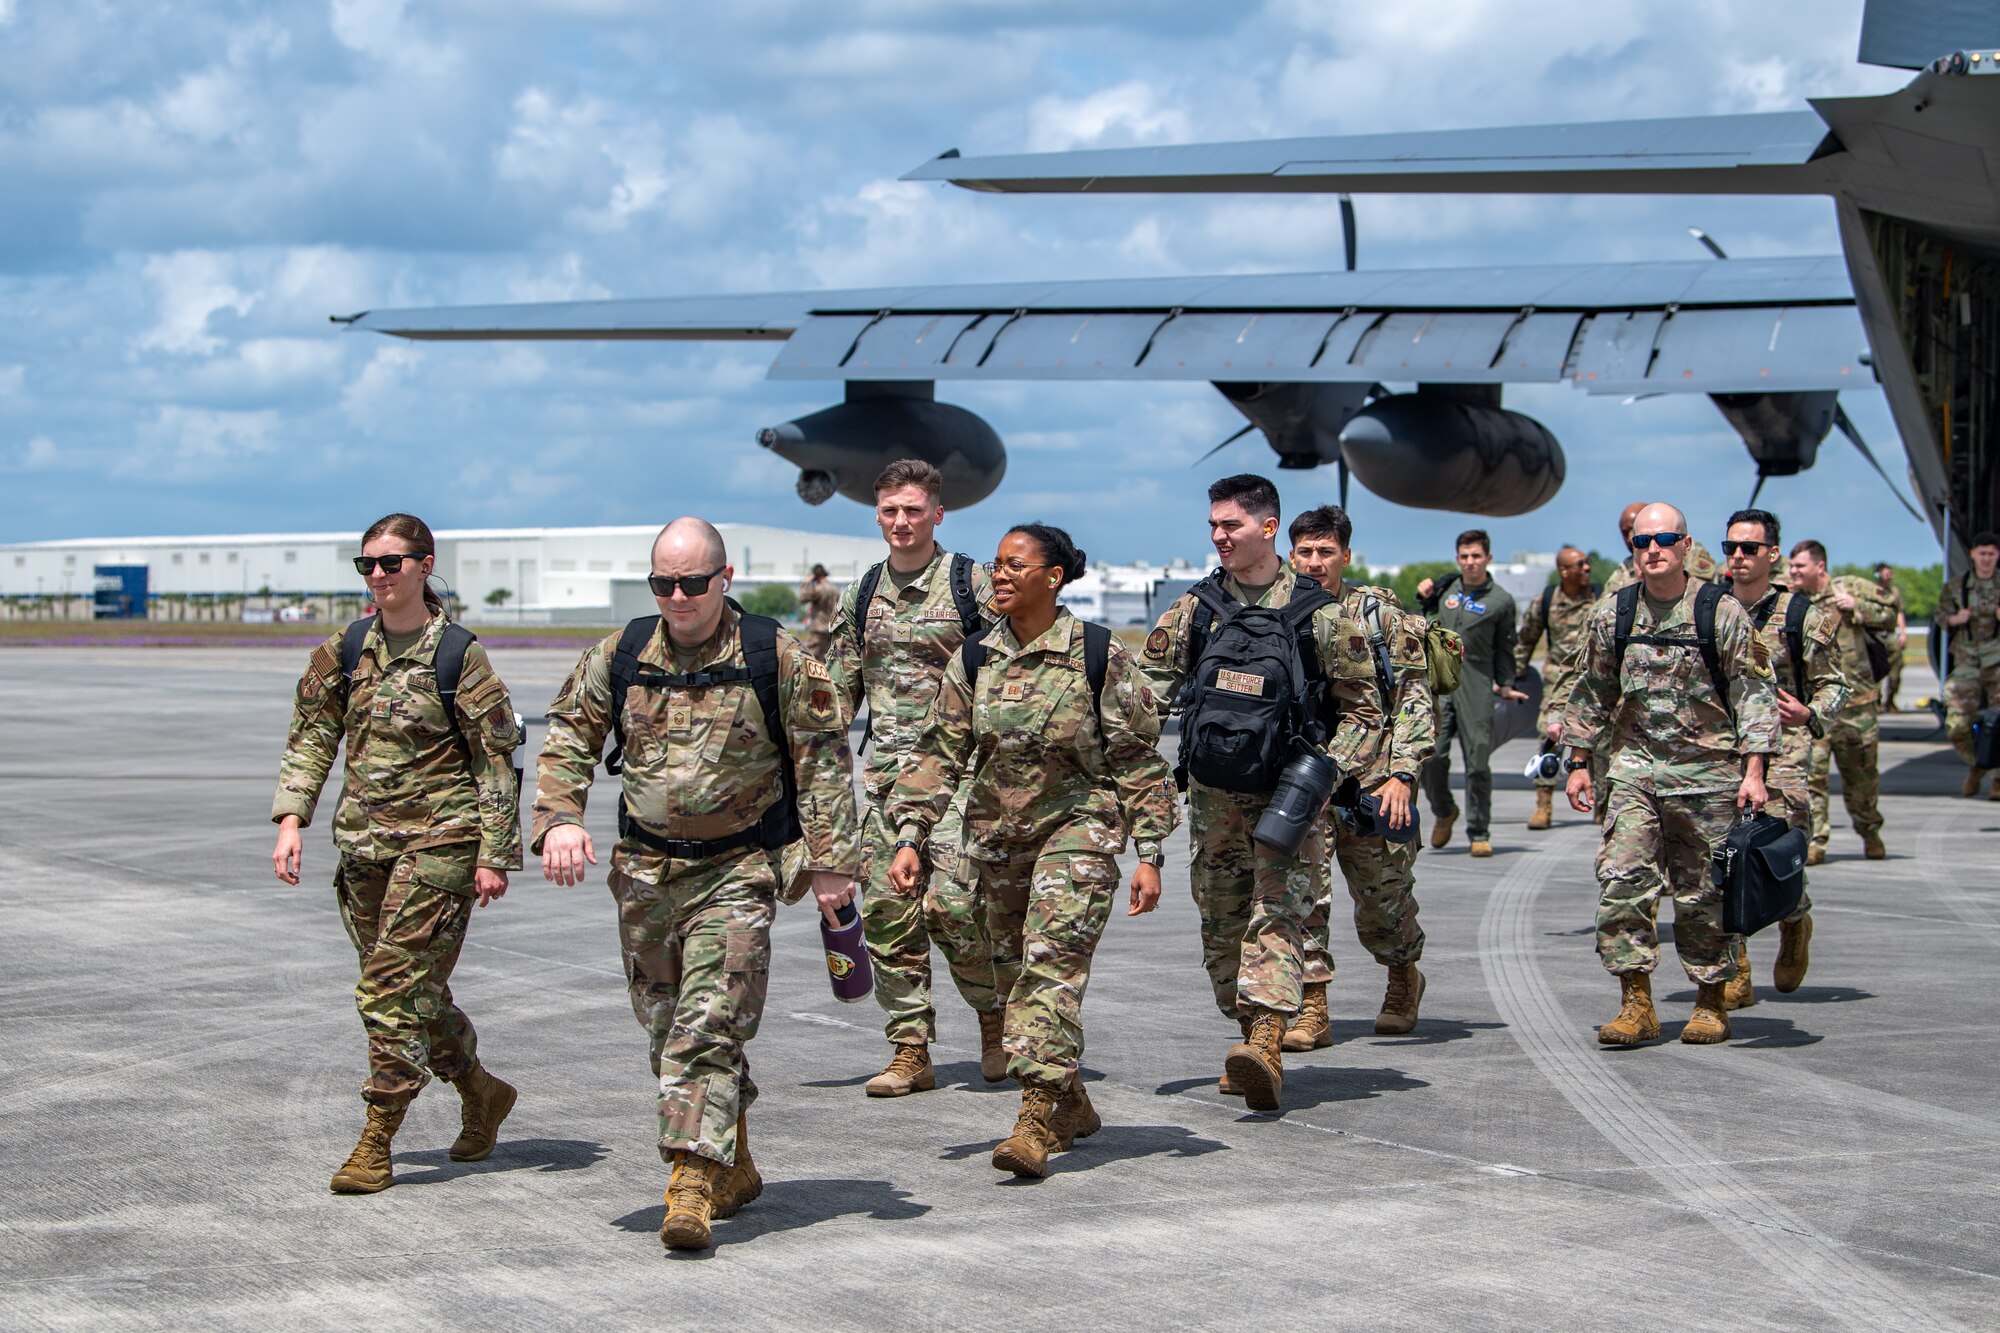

{"left": 1562, "top": 755, "right": 1592, "bottom": 774}
{"left": 1388, "top": 771, "right": 1415, "bottom": 786}
{"left": 892, "top": 839, "right": 921, "bottom": 855}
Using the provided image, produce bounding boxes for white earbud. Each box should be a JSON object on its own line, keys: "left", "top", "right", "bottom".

{"left": 722, "top": 578, "right": 731, "bottom": 591}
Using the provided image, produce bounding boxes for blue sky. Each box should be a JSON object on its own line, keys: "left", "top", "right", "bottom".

{"left": 0, "top": 0, "right": 1935, "bottom": 568}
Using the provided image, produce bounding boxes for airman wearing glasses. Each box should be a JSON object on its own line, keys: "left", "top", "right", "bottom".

{"left": 532, "top": 516, "right": 860, "bottom": 1251}
{"left": 1601, "top": 499, "right": 1724, "bottom": 595}
{"left": 1514, "top": 544, "right": 1600, "bottom": 831}
{"left": 271, "top": 512, "right": 525, "bottom": 1196}
{"left": 1561, "top": 502, "right": 1778, "bottom": 1049}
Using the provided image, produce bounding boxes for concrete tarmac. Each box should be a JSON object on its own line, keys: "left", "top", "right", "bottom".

{"left": 1, "top": 645, "right": 1995, "bottom": 1330}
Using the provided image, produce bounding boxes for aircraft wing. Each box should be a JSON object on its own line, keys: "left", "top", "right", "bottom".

{"left": 341, "top": 254, "right": 1865, "bottom": 396}
{"left": 901, "top": 112, "right": 1838, "bottom": 197}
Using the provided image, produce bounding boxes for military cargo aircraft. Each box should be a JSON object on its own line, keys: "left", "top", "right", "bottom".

{"left": 338, "top": 0, "right": 1997, "bottom": 557}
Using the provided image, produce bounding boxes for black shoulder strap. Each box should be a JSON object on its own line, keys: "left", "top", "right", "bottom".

{"left": 339, "top": 615, "right": 375, "bottom": 685}
{"left": 1360, "top": 592, "right": 1396, "bottom": 712}
{"left": 851, "top": 561, "right": 885, "bottom": 653}
{"left": 1611, "top": 584, "right": 1640, "bottom": 673}
{"left": 1692, "top": 582, "right": 1733, "bottom": 712}
{"left": 1783, "top": 591, "right": 1811, "bottom": 701}
{"left": 734, "top": 610, "right": 795, "bottom": 819}
{"left": 1540, "top": 582, "right": 1555, "bottom": 629}
{"left": 960, "top": 625, "right": 990, "bottom": 691}
{"left": 604, "top": 616, "right": 660, "bottom": 775}
{"left": 434, "top": 622, "right": 478, "bottom": 751}
{"left": 949, "top": 552, "right": 982, "bottom": 634}
{"left": 1082, "top": 620, "right": 1111, "bottom": 711}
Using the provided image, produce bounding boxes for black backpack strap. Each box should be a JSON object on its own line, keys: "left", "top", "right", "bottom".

{"left": 434, "top": 622, "right": 478, "bottom": 751}
{"left": 1692, "top": 582, "right": 1734, "bottom": 718}
{"left": 1539, "top": 583, "right": 1555, "bottom": 637}
{"left": 604, "top": 616, "right": 659, "bottom": 775}
{"left": 1611, "top": 584, "right": 1640, "bottom": 676}
{"left": 339, "top": 616, "right": 375, "bottom": 690}
{"left": 960, "top": 625, "right": 990, "bottom": 692}
{"left": 1082, "top": 620, "right": 1111, "bottom": 712}
{"left": 851, "top": 561, "right": 885, "bottom": 654}
{"left": 1783, "top": 591, "right": 1812, "bottom": 701}
{"left": 949, "top": 552, "right": 982, "bottom": 634}
{"left": 1280, "top": 579, "right": 1337, "bottom": 740}
{"left": 735, "top": 608, "right": 801, "bottom": 847}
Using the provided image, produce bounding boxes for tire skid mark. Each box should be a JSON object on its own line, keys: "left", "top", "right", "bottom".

{"left": 1479, "top": 828, "right": 1953, "bottom": 1331}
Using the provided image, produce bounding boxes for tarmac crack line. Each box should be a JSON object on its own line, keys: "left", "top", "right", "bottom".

{"left": 1478, "top": 826, "right": 1956, "bottom": 1332}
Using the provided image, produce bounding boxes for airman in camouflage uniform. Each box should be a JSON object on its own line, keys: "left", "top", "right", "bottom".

{"left": 1141, "top": 476, "right": 1383, "bottom": 1112}
{"left": 1788, "top": 544, "right": 1894, "bottom": 860}
{"left": 1285, "top": 506, "right": 1434, "bottom": 1050}
{"left": 797, "top": 564, "right": 840, "bottom": 661}
{"left": 1873, "top": 563, "right": 1907, "bottom": 711}
{"left": 271, "top": 519, "right": 524, "bottom": 1196}
{"left": 535, "top": 517, "right": 859, "bottom": 1250}
{"left": 1720, "top": 511, "right": 1851, "bottom": 1008}
{"left": 1936, "top": 533, "right": 2000, "bottom": 797}
{"left": 1562, "top": 503, "right": 1778, "bottom": 1048}
{"left": 826, "top": 462, "right": 1003, "bottom": 1097}
{"left": 1516, "top": 546, "right": 1600, "bottom": 831}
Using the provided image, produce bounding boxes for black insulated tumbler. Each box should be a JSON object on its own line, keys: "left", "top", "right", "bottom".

{"left": 1252, "top": 749, "right": 1340, "bottom": 856}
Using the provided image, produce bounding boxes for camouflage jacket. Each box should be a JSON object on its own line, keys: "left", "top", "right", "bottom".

{"left": 1337, "top": 580, "right": 1435, "bottom": 782}
{"left": 1937, "top": 570, "right": 2000, "bottom": 671}
{"left": 826, "top": 545, "right": 995, "bottom": 800}
{"left": 797, "top": 576, "right": 840, "bottom": 634}
{"left": 1816, "top": 574, "right": 1897, "bottom": 716}
{"left": 271, "top": 614, "right": 523, "bottom": 872}
{"left": 1138, "top": 565, "right": 1386, "bottom": 777}
{"left": 1736, "top": 585, "right": 1850, "bottom": 787}
{"left": 1561, "top": 578, "right": 1779, "bottom": 795}
{"left": 887, "top": 608, "right": 1178, "bottom": 860}
{"left": 1602, "top": 538, "right": 1722, "bottom": 596}
{"left": 531, "top": 607, "right": 860, "bottom": 885}
{"left": 1515, "top": 582, "right": 1597, "bottom": 699}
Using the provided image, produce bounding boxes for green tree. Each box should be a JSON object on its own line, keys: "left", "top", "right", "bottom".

{"left": 738, "top": 583, "right": 798, "bottom": 619}
{"left": 1834, "top": 562, "right": 1942, "bottom": 621}
{"left": 1386, "top": 561, "right": 1460, "bottom": 609}
{"left": 485, "top": 587, "right": 513, "bottom": 609}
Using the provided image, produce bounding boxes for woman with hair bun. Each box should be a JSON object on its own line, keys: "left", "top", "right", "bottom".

{"left": 269, "top": 512, "right": 525, "bottom": 1195}
{"left": 887, "top": 522, "right": 1177, "bottom": 1179}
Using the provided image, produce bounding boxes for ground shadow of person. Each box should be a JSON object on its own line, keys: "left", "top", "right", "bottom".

{"left": 612, "top": 1177, "right": 932, "bottom": 1254}
{"left": 1254, "top": 1064, "right": 1429, "bottom": 1113}
{"left": 928, "top": 1059, "right": 1016, "bottom": 1093}
{"left": 936, "top": 1122, "right": 1228, "bottom": 1180}
{"left": 390, "top": 1137, "right": 610, "bottom": 1185}
{"left": 1323, "top": 1017, "right": 1507, "bottom": 1048}
{"left": 1716, "top": 1015, "right": 1823, "bottom": 1048}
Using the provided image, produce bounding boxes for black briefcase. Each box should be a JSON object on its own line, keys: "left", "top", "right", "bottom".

{"left": 1712, "top": 811, "right": 1807, "bottom": 937}
{"left": 1974, "top": 706, "right": 2000, "bottom": 770}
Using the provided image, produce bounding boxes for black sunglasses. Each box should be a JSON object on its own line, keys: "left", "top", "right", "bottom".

{"left": 353, "top": 552, "right": 429, "bottom": 575}
{"left": 647, "top": 568, "right": 725, "bottom": 598}
{"left": 1630, "top": 532, "right": 1685, "bottom": 550}
{"left": 1719, "top": 540, "right": 1770, "bottom": 556}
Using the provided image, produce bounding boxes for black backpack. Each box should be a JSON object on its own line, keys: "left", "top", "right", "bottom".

{"left": 960, "top": 619, "right": 1112, "bottom": 715}
{"left": 1174, "top": 573, "right": 1337, "bottom": 793}
{"left": 851, "top": 552, "right": 982, "bottom": 652}
{"left": 1612, "top": 582, "right": 1734, "bottom": 721}
{"left": 1750, "top": 590, "right": 1813, "bottom": 701}
{"left": 601, "top": 603, "right": 801, "bottom": 858}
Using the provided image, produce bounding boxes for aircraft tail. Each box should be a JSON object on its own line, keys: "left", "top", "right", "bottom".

{"left": 1859, "top": 0, "right": 2000, "bottom": 69}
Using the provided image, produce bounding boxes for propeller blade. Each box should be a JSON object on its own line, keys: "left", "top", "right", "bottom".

{"left": 1190, "top": 422, "right": 1256, "bottom": 467}
{"left": 1688, "top": 226, "right": 1728, "bottom": 260}
{"left": 1337, "top": 454, "right": 1351, "bottom": 510}
{"left": 1747, "top": 472, "right": 1767, "bottom": 508}
{"left": 1340, "top": 194, "right": 1357, "bottom": 272}
{"left": 1833, "top": 403, "right": 1924, "bottom": 521}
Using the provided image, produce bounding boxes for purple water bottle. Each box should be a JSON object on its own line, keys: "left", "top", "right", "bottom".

{"left": 820, "top": 900, "right": 873, "bottom": 1003}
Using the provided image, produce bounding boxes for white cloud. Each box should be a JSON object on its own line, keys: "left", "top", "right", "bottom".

{"left": 135, "top": 252, "right": 258, "bottom": 355}
{"left": 329, "top": 0, "right": 457, "bottom": 75}
{"left": 340, "top": 344, "right": 423, "bottom": 429}
{"left": 118, "top": 406, "right": 281, "bottom": 478}
{"left": 22, "top": 436, "right": 58, "bottom": 469}
{"left": 1025, "top": 80, "right": 1191, "bottom": 152}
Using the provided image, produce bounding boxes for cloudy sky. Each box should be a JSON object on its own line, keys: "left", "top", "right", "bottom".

{"left": 0, "top": 0, "right": 1935, "bottom": 568}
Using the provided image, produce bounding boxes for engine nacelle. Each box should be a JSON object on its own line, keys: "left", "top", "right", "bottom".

{"left": 1216, "top": 382, "right": 1375, "bottom": 469}
{"left": 1338, "top": 391, "right": 1566, "bottom": 516}
{"left": 756, "top": 382, "right": 1006, "bottom": 509}
{"left": 1711, "top": 391, "right": 1837, "bottom": 477}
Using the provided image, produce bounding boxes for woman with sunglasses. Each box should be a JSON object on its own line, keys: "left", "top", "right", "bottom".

{"left": 886, "top": 523, "right": 1177, "bottom": 1179}
{"left": 270, "top": 512, "right": 525, "bottom": 1195}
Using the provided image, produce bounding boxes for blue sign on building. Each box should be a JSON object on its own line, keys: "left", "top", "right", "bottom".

{"left": 93, "top": 565, "right": 148, "bottom": 619}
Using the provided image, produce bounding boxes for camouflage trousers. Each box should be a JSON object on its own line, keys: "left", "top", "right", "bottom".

{"left": 1188, "top": 782, "right": 1318, "bottom": 1020}
{"left": 1809, "top": 706, "right": 1883, "bottom": 849}
{"left": 974, "top": 841, "right": 1117, "bottom": 1091}
{"left": 1302, "top": 816, "right": 1424, "bottom": 984}
{"left": 859, "top": 805, "right": 999, "bottom": 1047}
{"left": 1420, "top": 691, "right": 1495, "bottom": 840}
{"left": 1881, "top": 654, "right": 1903, "bottom": 710}
{"left": 607, "top": 849, "right": 779, "bottom": 1168}
{"left": 1943, "top": 663, "right": 2000, "bottom": 765}
{"left": 335, "top": 843, "right": 479, "bottom": 1108}
{"left": 1594, "top": 786, "right": 1741, "bottom": 984}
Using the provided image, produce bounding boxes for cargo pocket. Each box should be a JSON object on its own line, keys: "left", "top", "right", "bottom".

{"left": 723, "top": 924, "right": 771, "bottom": 975}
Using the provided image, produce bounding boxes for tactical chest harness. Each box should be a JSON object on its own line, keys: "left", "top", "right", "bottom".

{"left": 852, "top": 552, "right": 983, "bottom": 753}
{"left": 1611, "top": 582, "right": 1734, "bottom": 722}
{"left": 339, "top": 615, "right": 477, "bottom": 752}
{"left": 602, "top": 605, "right": 801, "bottom": 860}
{"left": 1749, "top": 590, "right": 1813, "bottom": 701}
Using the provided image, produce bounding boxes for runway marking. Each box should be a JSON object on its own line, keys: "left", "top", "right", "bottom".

{"left": 1478, "top": 827, "right": 1955, "bottom": 1331}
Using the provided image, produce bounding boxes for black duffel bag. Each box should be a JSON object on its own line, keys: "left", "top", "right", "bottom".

{"left": 1974, "top": 706, "right": 2000, "bottom": 770}
{"left": 1712, "top": 810, "right": 1808, "bottom": 937}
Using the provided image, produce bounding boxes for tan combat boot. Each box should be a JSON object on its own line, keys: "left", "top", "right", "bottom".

{"left": 1224, "top": 1008, "right": 1287, "bottom": 1112}
{"left": 1468, "top": 840, "right": 1494, "bottom": 858}
{"left": 446, "top": 1064, "right": 518, "bottom": 1163}
{"left": 1052, "top": 1074, "right": 1102, "bottom": 1151}
{"left": 1862, "top": 832, "right": 1886, "bottom": 860}
{"left": 1282, "top": 982, "right": 1333, "bottom": 1051}
{"left": 1429, "top": 809, "right": 1457, "bottom": 850}
{"left": 1596, "top": 973, "right": 1660, "bottom": 1047}
{"left": 1218, "top": 1016, "right": 1251, "bottom": 1096}
{"left": 864, "top": 1043, "right": 935, "bottom": 1098}
{"left": 991, "top": 1087, "right": 1062, "bottom": 1178}
{"left": 1963, "top": 767, "right": 1987, "bottom": 797}
{"left": 1527, "top": 788, "right": 1554, "bottom": 830}
{"left": 1806, "top": 845, "right": 1826, "bottom": 866}
{"left": 977, "top": 1009, "right": 1008, "bottom": 1084}
{"left": 661, "top": 1151, "right": 727, "bottom": 1250}
{"left": 1773, "top": 915, "right": 1812, "bottom": 993}
{"left": 1375, "top": 964, "right": 1426, "bottom": 1035}
{"left": 713, "top": 1110, "right": 761, "bottom": 1220}
{"left": 1682, "top": 981, "right": 1732, "bottom": 1044}
{"left": 1723, "top": 944, "right": 1756, "bottom": 1011}
{"left": 330, "top": 1103, "right": 406, "bottom": 1194}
